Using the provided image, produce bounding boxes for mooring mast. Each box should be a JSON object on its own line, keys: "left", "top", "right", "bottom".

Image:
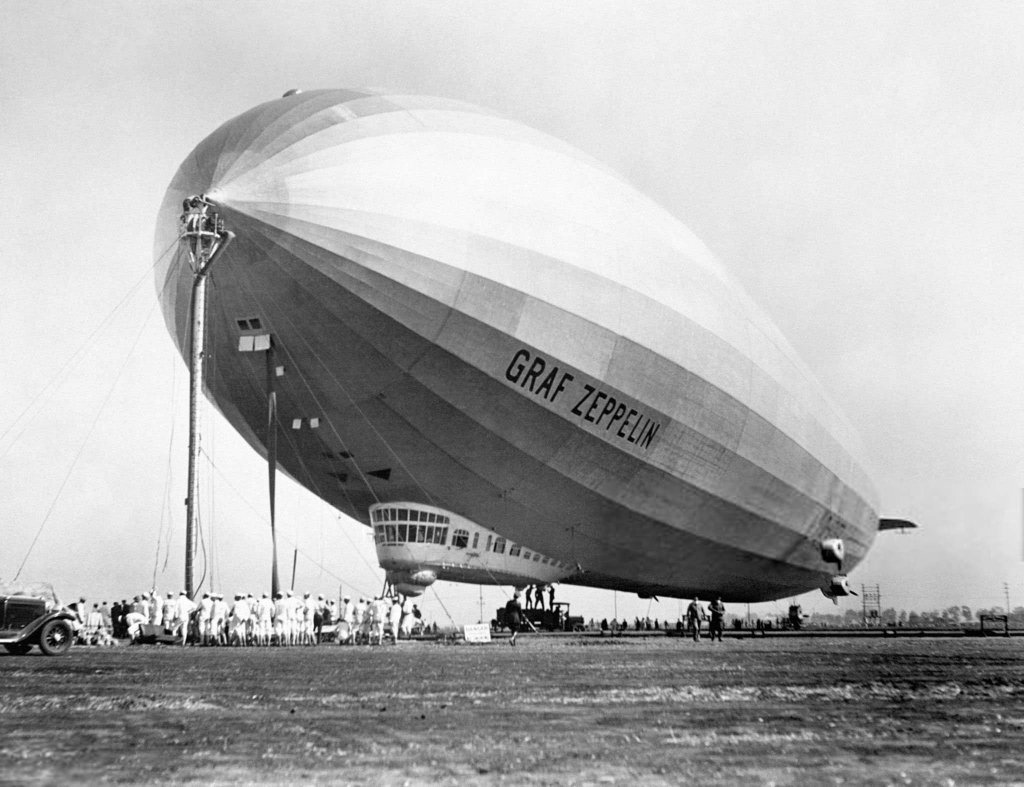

{"left": 179, "top": 196, "right": 234, "bottom": 598}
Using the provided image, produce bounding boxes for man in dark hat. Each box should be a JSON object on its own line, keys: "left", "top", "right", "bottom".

{"left": 708, "top": 596, "right": 726, "bottom": 642}
{"left": 505, "top": 590, "right": 523, "bottom": 646}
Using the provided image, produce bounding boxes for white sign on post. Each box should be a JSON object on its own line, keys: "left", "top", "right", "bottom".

{"left": 463, "top": 623, "right": 492, "bottom": 643}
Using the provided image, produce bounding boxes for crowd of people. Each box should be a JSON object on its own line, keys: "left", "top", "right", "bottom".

{"left": 63, "top": 590, "right": 430, "bottom": 647}
{"left": 594, "top": 596, "right": 729, "bottom": 640}
{"left": 63, "top": 588, "right": 733, "bottom": 646}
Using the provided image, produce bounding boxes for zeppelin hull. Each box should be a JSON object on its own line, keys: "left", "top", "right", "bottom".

{"left": 156, "top": 90, "right": 880, "bottom": 602}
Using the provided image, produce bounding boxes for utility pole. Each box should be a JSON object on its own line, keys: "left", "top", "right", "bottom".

{"left": 1005, "top": 582, "right": 1011, "bottom": 616}
{"left": 861, "top": 584, "right": 881, "bottom": 627}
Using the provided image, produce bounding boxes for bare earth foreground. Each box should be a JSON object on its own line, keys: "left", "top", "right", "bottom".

{"left": 2, "top": 636, "right": 1023, "bottom": 786}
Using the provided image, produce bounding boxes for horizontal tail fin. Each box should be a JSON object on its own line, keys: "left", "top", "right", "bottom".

{"left": 879, "top": 518, "right": 918, "bottom": 532}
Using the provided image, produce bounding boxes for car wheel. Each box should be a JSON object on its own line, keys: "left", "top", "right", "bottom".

{"left": 3, "top": 642, "right": 33, "bottom": 655}
{"left": 38, "top": 620, "right": 73, "bottom": 656}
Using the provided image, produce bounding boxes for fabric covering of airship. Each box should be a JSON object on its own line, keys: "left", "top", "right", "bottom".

{"left": 155, "top": 89, "right": 881, "bottom": 602}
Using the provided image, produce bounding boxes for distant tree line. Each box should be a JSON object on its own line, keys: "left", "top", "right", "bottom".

{"left": 805, "top": 606, "right": 1024, "bottom": 628}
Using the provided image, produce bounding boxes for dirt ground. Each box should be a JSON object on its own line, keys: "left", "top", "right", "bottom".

{"left": 1, "top": 635, "right": 1023, "bottom": 786}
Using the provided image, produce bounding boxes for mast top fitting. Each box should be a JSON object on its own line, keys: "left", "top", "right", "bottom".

{"left": 180, "top": 194, "right": 226, "bottom": 270}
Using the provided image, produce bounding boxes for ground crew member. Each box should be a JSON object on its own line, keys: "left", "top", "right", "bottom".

{"left": 285, "top": 590, "right": 302, "bottom": 645}
{"left": 198, "top": 593, "right": 213, "bottom": 645}
{"left": 99, "top": 601, "right": 112, "bottom": 634}
{"left": 313, "top": 595, "right": 326, "bottom": 643}
{"left": 256, "top": 593, "right": 274, "bottom": 646}
{"left": 231, "top": 593, "right": 252, "bottom": 646}
{"left": 355, "top": 597, "right": 368, "bottom": 644}
{"left": 174, "top": 590, "right": 196, "bottom": 645}
{"left": 133, "top": 594, "right": 150, "bottom": 621}
{"left": 150, "top": 591, "right": 163, "bottom": 626}
{"left": 686, "top": 597, "right": 707, "bottom": 642}
{"left": 505, "top": 590, "right": 523, "bottom": 646}
{"left": 301, "top": 593, "right": 316, "bottom": 645}
{"left": 245, "top": 594, "right": 258, "bottom": 643}
{"left": 161, "top": 592, "right": 176, "bottom": 631}
{"left": 708, "top": 596, "right": 726, "bottom": 642}
{"left": 273, "top": 592, "right": 288, "bottom": 645}
{"left": 211, "top": 593, "right": 228, "bottom": 645}
{"left": 370, "top": 596, "right": 387, "bottom": 645}
{"left": 388, "top": 597, "right": 403, "bottom": 644}
{"left": 124, "top": 608, "right": 147, "bottom": 642}
{"left": 338, "top": 596, "right": 354, "bottom": 645}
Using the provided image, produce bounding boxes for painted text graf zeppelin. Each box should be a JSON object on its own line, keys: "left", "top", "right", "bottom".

{"left": 504, "top": 348, "right": 661, "bottom": 451}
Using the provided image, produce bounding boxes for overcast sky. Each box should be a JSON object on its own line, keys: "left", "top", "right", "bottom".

{"left": 3, "top": 2, "right": 1023, "bottom": 624}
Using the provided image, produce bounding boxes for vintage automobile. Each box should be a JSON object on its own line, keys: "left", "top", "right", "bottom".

{"left": 0, "top": 595, "right": 75, "bottom": 656}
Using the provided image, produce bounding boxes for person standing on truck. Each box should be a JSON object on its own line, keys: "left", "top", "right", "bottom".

{"left": 505, "top": 590, "right": 523, "bottom": 646}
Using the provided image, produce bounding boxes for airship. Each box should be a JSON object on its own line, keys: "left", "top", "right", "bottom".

{"left": 155, "top": 89, "right": 912, "bottom": 603}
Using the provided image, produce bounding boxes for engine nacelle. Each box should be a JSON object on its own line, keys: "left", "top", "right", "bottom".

{"left": 408, "top": 569, "right": 438, "bottom": 585}
{"left": 386, "top": 569, "right": 437, "bottom": 597}
{"left": 394, "top": 583, "right": 426, "bottom": 597}
{"left": 820, "top": 538, "right": 845, "bottom": 567}
{"left": 821, "top": 574, "right": 858, "bottom": 604}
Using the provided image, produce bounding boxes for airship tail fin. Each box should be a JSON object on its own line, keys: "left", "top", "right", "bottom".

{"left": 879, "top": 518, "right": 918, "bottom": 532}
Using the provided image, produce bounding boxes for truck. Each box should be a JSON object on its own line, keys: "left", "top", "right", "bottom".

{"left": 493, "top": 600, "right": 585, "bottom": 633}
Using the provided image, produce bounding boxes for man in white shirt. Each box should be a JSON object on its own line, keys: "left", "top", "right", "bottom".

{"left": 161, "top": 592, "right": 176, "bottom": 631}
{"left": 255, "top": 593, "right": 274, "bottom": 646}
{"left": 354, "top": 597, "right": 368, "bottom": 645}
{"left": 229, "top": 594, "right": 250, "bottom": 646}
{"left": 369, "top": 596, "right": 386, "bottom": 646}
{"left": 150, "top": 591, "right": 163, "bottom": 626}
{"left": 388, "top": 597, "right": 403, "bottom": 644}
{"left": 124, "top": 609, "right": 147, "bottom": 642}
{"left": 337, "top": 596, "right": 354, "bottom": 645}
{"left": 174, "top": 591, "right": 196, "bottom": 645}
{"left": 84, "top": 604, "right": 104, "bottom": 644}
{"left": 134, "top": 594, "right": 151, "bottom": 622}
{"left": 285, "top": 590, "right": 301, "bottom": 645}
{"left": 301, "top": 593, "right": 316, "bottom": 645}
{"left": 211, "top": 593, "right": 229, "bottom": 645}
{"left": 273, "top": 592, "right": 288, "bottom": 646}
{"left": 245, "top": 594, "right": 258, "bottom": 643}
{"left": 198, "top": 593, "right": 213, "bottom": 645}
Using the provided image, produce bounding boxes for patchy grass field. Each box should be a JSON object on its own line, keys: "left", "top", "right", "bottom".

{"left": 2, "top": 636, "right": 1023, "bottom": 785}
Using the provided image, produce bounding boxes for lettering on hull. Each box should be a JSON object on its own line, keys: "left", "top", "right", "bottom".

{"left": 504, "top": 348, "right": 662, "bottom": 451}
